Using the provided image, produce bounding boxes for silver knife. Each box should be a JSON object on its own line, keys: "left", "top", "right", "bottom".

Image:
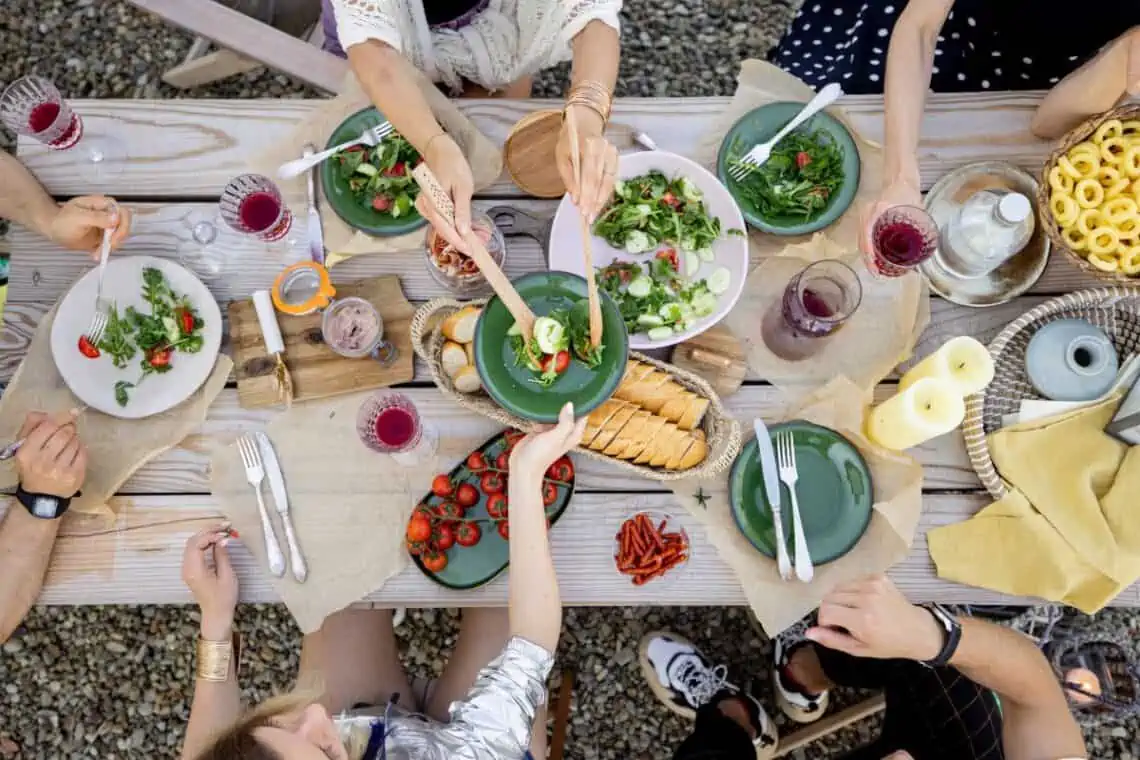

{"left": 256, "top": 432, "right": 307, "bottom": 583}
{"left": 303, "top": 144, "right": 326, "bottom": 266}
{"left": 754, "top": 419, "right": 792, "bottom": 581}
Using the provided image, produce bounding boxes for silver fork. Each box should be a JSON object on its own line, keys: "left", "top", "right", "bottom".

{"left": 237, "top": 434, "right": 286, "bottom": 578}
{"left": 83, "top": 226, "right": 114, "bottom": 345}
{"left": 776, "top": 431, "right": 814, "bottom": 583}
{"left": 729, "top": 82, "right": 844, "bottom": 182}
{"left": 277, "top": 121, "right": 396, "bottom": 180}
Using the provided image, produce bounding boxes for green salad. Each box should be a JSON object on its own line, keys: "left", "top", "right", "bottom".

{"left": 727, "top": 127, "right": 845, "bottom": 222}
{"left": 86, "top": 267, "right": 206, "bottom": 407}
{"left": 599, "top": 249, "right": 730, "bottom": 342}
{"left": 509, "top": 301, "right": 603, "bottom": 388}
{"left": 334, "top": 133, "right": 421, "bottom": 218}
{"left": 592, "top": 171, "right": 730, "bottom": 256}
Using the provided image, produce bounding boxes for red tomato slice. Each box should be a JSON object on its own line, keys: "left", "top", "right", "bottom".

{"left": 77, "top": 336, "right": 101, "bottom": 359}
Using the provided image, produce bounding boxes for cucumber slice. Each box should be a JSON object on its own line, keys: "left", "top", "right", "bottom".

{"left": 691, "top": 292, "right": 719, "bottom": 317}
{"left": 658, "top": 302, "right": 684, "bottom": 323}
{"left": 684, "top": 252, "right": 700, "bottom": 277}
{"left": 637, "top": 313, "right": 665, "bottom": 328}
{"left": 507, "top": 322, "right": 522, "bottom": 337}
{"left": 354, "top": 163, "right": 378, "bottom": 177}
{"left": 707, "top": 267, "right": 732, "bottom": 296}
{"left": 697, "top": 247, "right": 716, "bottom": 263}
{"left": 532, "top": 316, "right": 565, "bottom": 355}
{"left": 627, "top": 276, "right": 653, "bottom": 298}
{"left": 647, "top": 326, "right": 675, "bottom": 342}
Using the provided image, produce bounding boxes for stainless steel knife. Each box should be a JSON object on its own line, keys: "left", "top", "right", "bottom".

{"left": 753, "top": 419, "right": 792, "bottom": 581}
{"left": 303, "top": 143, "right": 326, "bottom": 266}
{"left": 256, "top": 432, "right": 307, "bottom": 583}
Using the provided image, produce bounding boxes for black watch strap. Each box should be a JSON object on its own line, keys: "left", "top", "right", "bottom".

{"left": 15, "top": 485, "right": 72, "bottom": 520}
{"left": 920, "top": 603, "right": 962, "bottom": 668}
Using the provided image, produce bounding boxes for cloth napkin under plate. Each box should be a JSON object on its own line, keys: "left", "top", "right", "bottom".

{"left": 929, "top": 396, "right": 1140, "bottom": 612}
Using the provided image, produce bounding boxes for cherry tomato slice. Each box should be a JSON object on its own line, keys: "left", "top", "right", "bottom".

{"left": 77, "top": 335, "right": 101, "bottom": 359}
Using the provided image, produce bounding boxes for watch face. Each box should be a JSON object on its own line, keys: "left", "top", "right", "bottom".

{"left": 31, "top": 497, "right": 61, "bottom": 519}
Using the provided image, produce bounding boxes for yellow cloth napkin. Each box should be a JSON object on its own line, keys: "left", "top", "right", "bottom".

{"left": 929, "top": 396, "right": 1140, "bottom": 612}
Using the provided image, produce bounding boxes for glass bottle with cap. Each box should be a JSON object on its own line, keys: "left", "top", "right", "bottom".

{"left": 937, "top": 189, "right": 1036, "bottom": 279}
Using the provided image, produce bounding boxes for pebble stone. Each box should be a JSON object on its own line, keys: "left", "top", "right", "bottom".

{"left": 2, "top": 0, "right": 1140, "bottom": 758}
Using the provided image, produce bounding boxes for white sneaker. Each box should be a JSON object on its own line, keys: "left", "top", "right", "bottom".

{"left": 772, "top": 619, "right": 830, "bottom": 723}
{"left": 639, "top": 631, "right": 779, "bottom": 758}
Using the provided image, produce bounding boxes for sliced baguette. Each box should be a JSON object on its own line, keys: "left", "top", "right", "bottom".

{"left": 641, "top": 381, "right": 683, "bottom": 414}
{"left": 628, "top": 415, "right": 669, "bottom": 463}
{"left": 441, "top": 341, "right": 469, "bottom": 378}
{"left": 591, "top": 404, "right": 637, "bottom": 452}
{"left": 604, "top": 410, "right": 650, "bottom": 458}
{"left": 677, "top": 436, "right": 708, "bottom": 470}
{"left": 666, "top": 431, "right": 697, "bottom": 470}
{"left": 581, "top": 399, "right": 626, "bottom": 448}
{"left": 441, "top": 306, "right": 480, "bottom": 343}
{"left": 452, "top": 365, "right": 482, "bottom": 393}
{"left": 649, "top": 424, "right": 683, "bottom": 468}
{"left": 658, "top": 391, "right": 696, "bottom": 423}
{"left": 677, "top": 396, "right": 710, "bottom": 431}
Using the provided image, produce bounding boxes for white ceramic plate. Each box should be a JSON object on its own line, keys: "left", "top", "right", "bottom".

{"left": 50, "top": 256, "right": 223, "bottom": 419}
{"left": 549, "top": 150, "right": 749, "bottom": 349}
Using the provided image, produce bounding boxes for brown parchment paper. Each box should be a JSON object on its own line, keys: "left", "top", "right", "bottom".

{"left": 695, "top": 60, "right": 929, "bottom": 393}
{"left": 209, "top": 391, "right": 445, "bottom": 634}
{"left": 250, "top": 72, "right": 504, "bottom": 264}
{"left": 669, "top": 377, "right": 924, "bottom": 635}
{"left": 0, "top": 304, "right": 231, "bottom": 517}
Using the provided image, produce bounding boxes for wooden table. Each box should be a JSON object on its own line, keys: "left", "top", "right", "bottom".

{"left": 7, "top": 92, "right": 1138, "bottom": 609}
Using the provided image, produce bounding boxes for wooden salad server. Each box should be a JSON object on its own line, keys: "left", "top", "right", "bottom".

{"left": 564, "top": 108, "right": 605, "bottom": 349}
{"left": 412, "top": 164, "right": 536, "bottom": 340}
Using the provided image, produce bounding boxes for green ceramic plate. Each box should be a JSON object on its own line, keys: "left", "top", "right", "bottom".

{"left": 412, "top": 431, "right": 576, "bottom": 589}
{"left": 729, "top": 420, "right": 872, "bottom": 565}
{"left": 716, "top": 103, "right": 861, "bottom": 236}
{"left": 473, "top": 271, "right": 630, "bottom": 423}
{"left": 319, "top": 106, "right": 426, "bottom": 237}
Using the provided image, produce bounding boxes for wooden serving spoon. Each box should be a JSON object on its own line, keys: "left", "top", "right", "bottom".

{"left": 564, "top": 108, "right": 604, "bottom": 349}
{"left": 412, "top": 164, "right": 536, "bottom": 342}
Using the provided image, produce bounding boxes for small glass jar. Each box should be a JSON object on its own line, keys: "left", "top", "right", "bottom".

{"left": 424, "top": 212, "right": 507, "bottom": 296}
{"left": 321, "top": 296, "right": 384, "bottom": 359}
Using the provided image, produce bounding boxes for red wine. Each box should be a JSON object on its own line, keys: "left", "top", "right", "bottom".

{"left": 800, "top": 288, "right": 835, "bottom": 319}
{"left": 375, "top": 407, "right": 416, "bottom": 448}
{"left": 238, "top": 192, "right": 282, "bottom": 232}
{"left": 27, "top": 102, "right": 60, "bottom": 133}
{"left": 27, "top": 102, "right": 82, "bottom": 149}
{"left": 876, "top": 221, "right": 929, "bottom": 265}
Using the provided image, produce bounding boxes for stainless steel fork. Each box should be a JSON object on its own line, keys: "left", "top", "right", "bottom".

{"left": 776, "top": 430, "right": 814, "bottom": 583}
{"left": 237, "top": 434, "right": 286, "bottom": 578}
{"left": 277, "top": 121, "right": 396, "bottom": 180}
{"left": 83, "top": 226, "right": 114, "bottom": 345}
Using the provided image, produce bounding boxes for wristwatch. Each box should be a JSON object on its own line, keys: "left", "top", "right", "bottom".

{"left": 15, "top": 485, "right": 73, "bottom": 520}
{"left": 919, "top": 603, "right": 962, "bottom": 668}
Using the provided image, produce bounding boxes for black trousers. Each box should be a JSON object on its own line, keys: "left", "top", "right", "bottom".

{"left": 671, "top": 647, "right": 1004, "bottom": 760}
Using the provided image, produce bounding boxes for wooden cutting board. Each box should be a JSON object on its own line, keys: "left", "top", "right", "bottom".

{"left": 671, "top": 324, "right": 748, "bottom": 397}
{"left": 229, "top": 275, "right": 415, "bottom": 408}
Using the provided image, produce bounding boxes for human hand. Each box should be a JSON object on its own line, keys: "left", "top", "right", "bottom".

{"left": 182, "top": 524, "right": 240, "bottom": 640}
{"left": 509, "top": 403, "right": 587, "bottom": 485}
{"left": 48, "top": 196, "right": 131, "bottom": 259}
{"left": 556, "top": 105, "right": 619, "bottom": 223}
{"left": 859, "top": 176, "right": 923, "bottom": 257}
{"left": 806, "top": 575, "right": 945, "bottom": 662}
{"left": 15, "top": 411, "right": 86, "bottom": 498}
{"left": 415, "top": 134, "right": 475, "bottom": 253}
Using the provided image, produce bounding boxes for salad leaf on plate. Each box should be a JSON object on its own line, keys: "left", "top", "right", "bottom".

{"left": 335, "top": 133, "right": 422, "bottom": 218}
{"left": 592, "top": 171, "right": 727, "bottom": 255}
{"left": 727, "top": 126, "right": 845, "bottom": 222}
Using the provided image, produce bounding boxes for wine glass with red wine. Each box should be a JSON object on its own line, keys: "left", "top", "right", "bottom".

{"left": 866, "top": 205, "right": 938, "bottom": 278}
{"left": 760, "top": 260, "right": 862, "bottom": 361}
{"left": 0, "top": 75, "right": 127, "bottom": 180}
{"left": 357, "top": 392, "right": 438, "bottom": 465}
{"left": 219, "top": 174, "right": 294, "bottom": 242}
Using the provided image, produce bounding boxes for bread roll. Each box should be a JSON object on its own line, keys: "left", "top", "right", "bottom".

{"left": 464, "top": 342, "right": 475, "bottom": 365}
{"left": 452, "top": 365, "right": 482, "bottom": 393}
{"left": 441, "top": 341, "right": 469, "bottom": 378}
{"left": 591, "top": 404, "right": 637, "bottom": 452}
{"left": 441, "top": 306, "right": 480, "bottom": 343}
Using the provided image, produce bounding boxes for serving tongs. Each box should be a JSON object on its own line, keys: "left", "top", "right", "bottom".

{"left": 412, "top": 165, "right": 537, "bottom": 346}
{"left": 564, "top": 109, "right": 604, "bottom": 350}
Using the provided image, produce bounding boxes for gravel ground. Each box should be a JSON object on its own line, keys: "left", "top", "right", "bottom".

{"left": 2, "top": 1, "right": 1140, "bottom": 758}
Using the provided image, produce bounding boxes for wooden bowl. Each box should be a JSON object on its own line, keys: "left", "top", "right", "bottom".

{"left": 1037, "top": 103, "right": 1140, "bottom": 283}
{"left": 503, "top": 109, "right": 566, "bottom": 198}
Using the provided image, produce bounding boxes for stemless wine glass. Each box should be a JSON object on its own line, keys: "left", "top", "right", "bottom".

{"left": 761, "top": 260, "right": 862, "bottom": 361}
{"left": 865, "top": 205, "right": 939, "bottom": 278}
{"left": 357, "top": 392, "right": 437, "bottom": 465}
{"left": 0, "top": 75, "right": 127, "bottom": 178}
{"left": 219, "top": 173, "right": 294, "bottom": 242}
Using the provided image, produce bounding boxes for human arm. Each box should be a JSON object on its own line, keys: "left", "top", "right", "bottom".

{"left": 808, "top": 575, "right": 1087, "bottom": 760}
{"left": 0, "top": 152, "right": 131, "bottom": 257}
{"left": 0, "top": 411, "right": 86, "bottom": 644}
{"left": 557, "top": 20, "right": 622, "bottom": 222}
{"left": 180, "top": 525, "right": 242, "bottom": 760}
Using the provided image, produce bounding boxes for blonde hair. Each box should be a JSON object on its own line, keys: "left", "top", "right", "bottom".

{"left": 189, "top": 692, "right": 316, "bottom": 760}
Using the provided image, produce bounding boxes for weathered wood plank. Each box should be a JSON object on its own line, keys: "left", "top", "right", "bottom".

{"left": 18, "top": 491, "right": 1137, "bottom": 608}
{"left": 16, "top": 92, "right": 1059, "bottom": 199}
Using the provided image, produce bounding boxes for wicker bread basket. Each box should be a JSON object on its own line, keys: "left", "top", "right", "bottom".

{"left": 1036, "top": 103, "right": 1140, "bottom": 284}
{"left": 963, "top": 287, "right": 1140, "bottom": 499}
{"left": 411, "top": 298, "right": 742, "bottom": 482}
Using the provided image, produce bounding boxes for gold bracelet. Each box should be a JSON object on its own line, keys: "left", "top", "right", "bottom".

{"left": 566, "top": 81, "right": 613, "bottom": 124}
{"left": 563, "top": 98, "right": 609, "bottom": 127}
{"left": 197, "top": 632, "right": 241, "bottom": 682}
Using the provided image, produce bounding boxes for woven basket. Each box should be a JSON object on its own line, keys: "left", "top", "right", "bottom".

{"left": 411, "top": 298, "right": 742, "bottom": 482}
{"left": 1036, "top": 103, "right": 1140, "bottom": 284}
{"left": 963, "top": 287, "right": 1140, "bottom": 499}
{"left": 1047, "top": 632, "right": 1140, "bottom": 725}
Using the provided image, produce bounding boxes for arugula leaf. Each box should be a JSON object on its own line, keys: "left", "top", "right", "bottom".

{"left": 591, "top": 170, "right": 726, "bottom": 255}
{"left": 114, "top": 380, "right": 134, "bottom": 407}
{"left": 98, "top": 304, "right": 136, "bottom": 369}
{"left": 727, "top": 126, "right": 845, "bottom": 222}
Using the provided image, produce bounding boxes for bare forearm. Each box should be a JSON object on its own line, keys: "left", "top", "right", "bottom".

{"left": 882, "top": 0, "right": 952, "bottom": 186}
{"left": 347, "top": 42, "right": 445, "bottom": 153}
{"left": 507, "top": 475, "right": 561, "bottom": 651}
{"left": 0, "top": 152, "right": 60, "bottom": 239}
{"left": 569, "top": 20, "right": 619, "bottom": 93}
{"left": 0, "top": 507, "right": 61, "bottom": 643}
{"left": 182, "top": 631, "right": 242, "bottom": 760}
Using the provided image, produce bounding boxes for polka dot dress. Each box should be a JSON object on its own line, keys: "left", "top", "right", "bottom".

{"left": 771, "top": 0, "right": 1140, "bottom": 95}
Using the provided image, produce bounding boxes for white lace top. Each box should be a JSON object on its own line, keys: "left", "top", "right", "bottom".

{"left": 330, "top": 0, "right": 622, "bottom": 92}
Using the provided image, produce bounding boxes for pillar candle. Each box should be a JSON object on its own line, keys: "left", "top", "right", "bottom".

{"left": 900, "top": 336, "right": 995, "bottom": 397}
{"left": 866, "top": 377, "right": 967, "bottom": 451}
